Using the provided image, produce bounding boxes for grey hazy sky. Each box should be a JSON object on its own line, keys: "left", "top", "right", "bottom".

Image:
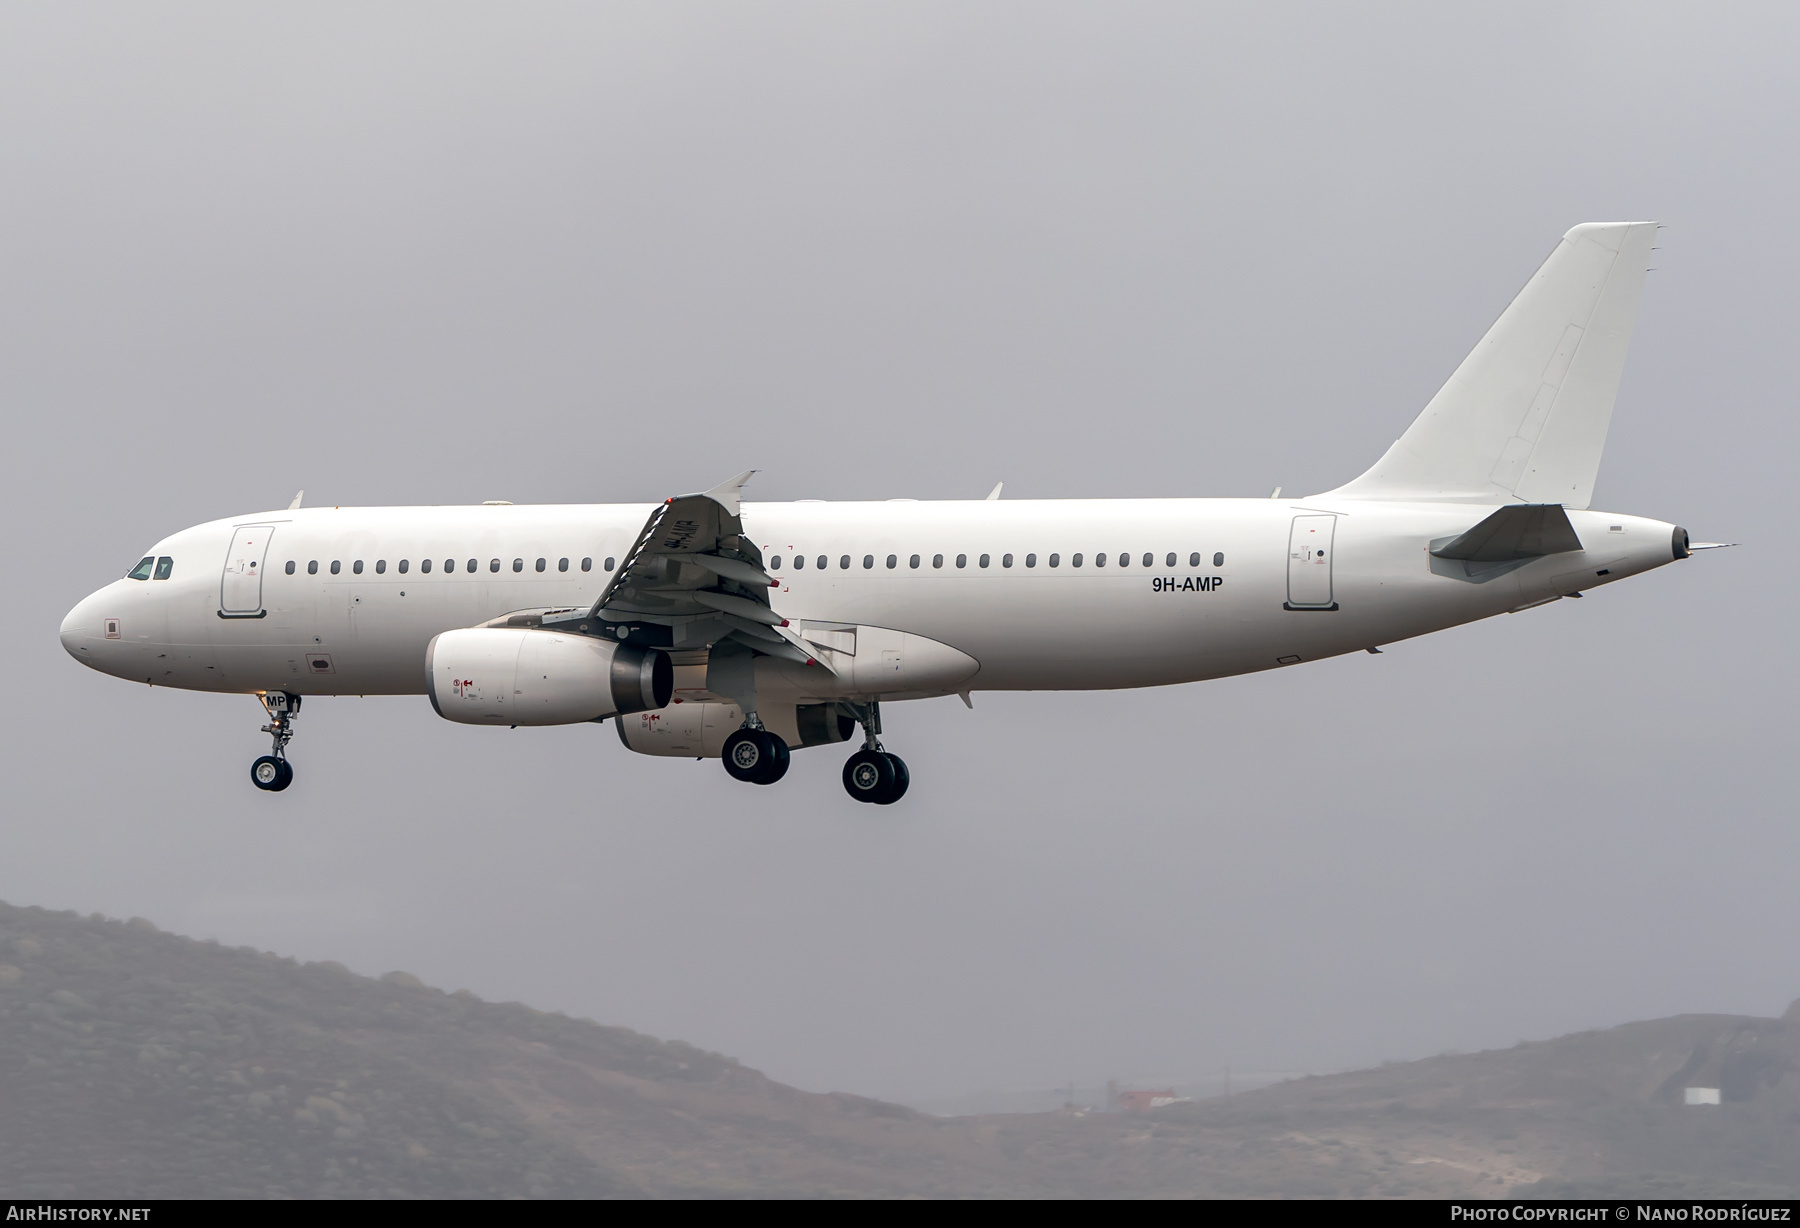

{"left": 3, "top": 2, "right": 1793, "bottom": 1104}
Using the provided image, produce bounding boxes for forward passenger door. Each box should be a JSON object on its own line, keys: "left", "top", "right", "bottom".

{"left": 221, "top": 526, "right": 275, "bottom": 615}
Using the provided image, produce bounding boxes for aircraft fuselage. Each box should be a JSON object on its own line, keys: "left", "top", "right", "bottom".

{"left": 61, "top": 497, "right": 1685, "bottom": 701}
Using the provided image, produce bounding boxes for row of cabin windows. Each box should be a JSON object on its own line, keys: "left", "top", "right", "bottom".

{"left": 283, "top": 556, "right": 619, "bottom": 577}
{"left": 127, "top": 556, "right": 175, "bottom": 580}
{"left": 767, "top": 551, "right": 1227, "bottom": 571}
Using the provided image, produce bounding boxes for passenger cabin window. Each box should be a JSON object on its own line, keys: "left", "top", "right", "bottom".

{"left": 815, "top": 555, "right": 826, "bottom": 569}
{"left": 862, "top": 554, "right": 874, "bottom": 569}
{"left": 513, "top": 558, "right": 523, "bottom": 572}
{"left": 1214, "top": 552, "right": 1225, "bottom": 567}
{"left": 421, "top": 558, "right": 432, "bottom": 573}
{"left": 1144, "top": 553, "right": 1154, "bottom": 568}
{"left": 558, "top": 558, "right": 568, "bottom": 572}
{"left": 535, "top": 558, "right": 545, "bottom": 572}
{"left": 1048, "top": 553, "right": 1059, "bottom": 567}
{"left": 956, "top": 554, "right": 967, "bottom": 568}
{"left": 885, "top": 554, "right": 896, "bottom": 569}
{"left": 285, "top": 560, "right": 295, "bottom": 575}
{"left": 909, "top": 554, "right": 920, "bottom": 568}
{"left": 1072, "top": 553, "right": 1083, "bottom": 567}
{"left": 794, "top": 555, "right": 805, "bottom": 569}
{"left": 932, "top": 554, "right": 944, "bottom": 569}
{"left": 600, "top": 557, "right": 611, "bottom": 571}
{"left": 489, "top": 559, "right": 500, "bottom": 572}
{"left": 1002, "top": 553, "right": 1013, "bottom": 568}
{"left": 154, "top": 557, "right": 173, "bottom": 580}
{"left": 979, "top": 554, "right": 990, "bottom": 568}
{"left": 330, "top": 561, "right": 342, "bottom": 575}
{"left": 128, "top": 557, "right": 154, "bottom": 580}
{"left": 1189, "top": 552, "right": 1200, "bottom": 567}
{"left": 353, "top": 560, "right": 364, "bottom": 574}
{"left": 771, "top": 556, "right": 783, "bottom": 570}
{"left": 466, "top": 559, "right": 477, "bottom": 573}
{"left": 583, "top": 558, "right": 594, "bottom": 572}
{"left": 1166, "top": 553, "right": 1176, "bottom": 567}
{"left": 1026, "top": 553, "right": 1037, "bottom": 567}
{"left": 1096, "top": 553, "right": 1106, "bottom": 567}
{"left": 398, "top": 559, "right": 408, "bottom": 573}
{"left": 375, "top": 560, "right": 385, "bottom": 574}
{"left": 308, "top": 561, "right": 319, "bottom": 575}
{"left": 839, "top": 555, "right": 850, "bottom": 569}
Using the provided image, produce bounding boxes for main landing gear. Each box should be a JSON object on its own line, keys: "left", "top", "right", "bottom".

{"left": 841, "top": 701, "right": 908, "bottom": 806}
{"left": 251, "top": 691, "right": 299, "bottom": 792}
{"left": 715, "top": 702, "right": 909, "bottom": 804}
{"left": 722, "top": 718, "right": 790, "bottom": 786}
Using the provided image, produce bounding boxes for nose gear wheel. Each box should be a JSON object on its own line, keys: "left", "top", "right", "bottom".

{"left": 251, "top": 755, "right": 293, "bottom": 792}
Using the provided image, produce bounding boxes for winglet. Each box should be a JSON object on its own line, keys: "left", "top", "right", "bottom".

{"left": 288, "top": 490, "right": 304, "bottom": 510}
{"left": 985, "top": 482, "right": 1004, "bottom": 500}
{"left": 702, "top": 470, "right": 757, "bottom": 517}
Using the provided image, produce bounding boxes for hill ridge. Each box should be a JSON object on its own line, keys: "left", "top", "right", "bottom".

{"left": 3, "top": 901, "right": 1796, "bottom": 1199}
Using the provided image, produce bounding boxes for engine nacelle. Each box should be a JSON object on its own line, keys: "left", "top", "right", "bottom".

{"left": 616, "top": 701, "right": 855, "bottom": 758}
{"left": 426, "top": 627, "right": 671, "bottom": 726}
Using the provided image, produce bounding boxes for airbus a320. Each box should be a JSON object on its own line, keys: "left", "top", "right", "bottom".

{"left": 60, "top": 222, "right": 1725, "bottom": 804}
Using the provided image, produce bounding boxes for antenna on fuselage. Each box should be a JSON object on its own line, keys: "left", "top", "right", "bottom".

{"left": 1268, "top": 486, "right": 1281, "bottom": 499}
{"left": 985, "top": 482, "right": 1004, "bottom": 500}
{"left": 287, "top": 490, "right": 304, "bottom": 510}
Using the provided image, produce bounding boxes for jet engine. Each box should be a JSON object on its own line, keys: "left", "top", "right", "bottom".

{"left": 426, "top": 627, "right": 671, "bottom": 726}
{"left": 617, "top": 701, "right": 855, "bottom": 757}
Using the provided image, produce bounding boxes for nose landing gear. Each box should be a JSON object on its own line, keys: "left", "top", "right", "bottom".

{"left": 251, "top": 691, "right": 299, "bottom": 792}
{"left": 841, "top": 701, "right": 909, "bottom": 805}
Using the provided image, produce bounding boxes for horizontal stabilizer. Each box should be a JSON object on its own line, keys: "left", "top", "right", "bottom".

{"left": 1430, "top": 504, "right": 1582, "bottom": 562}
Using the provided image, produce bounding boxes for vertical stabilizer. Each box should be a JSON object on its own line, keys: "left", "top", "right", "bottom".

{"left": 1322, "top": 222, "right": 1657, "bottom": 507}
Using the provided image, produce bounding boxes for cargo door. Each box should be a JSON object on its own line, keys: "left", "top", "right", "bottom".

{"left": 1286, "top": 515, "right": 1336, "bottom": 610}
{"left": 221, "top": 525, "right": 275, "bottom": 614}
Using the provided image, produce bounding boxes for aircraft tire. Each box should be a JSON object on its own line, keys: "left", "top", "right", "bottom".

{"left": 251, "top": 756, "right": 288, "bottom": 792}
{"left": 723, "top": 728, "right": 787, "bottom": 784}
{"left": 842, "top": 749, "right": 896, "bottom": 803}
{"left": 874, "top": 753, "right": 908, "bottom": 805}
{"left": 754, "top": 734, "right": 790, "bottom": 785}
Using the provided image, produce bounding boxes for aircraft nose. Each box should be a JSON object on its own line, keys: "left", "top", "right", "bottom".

{"left": 60, "top": 591, "right": 104, "bottom": 666}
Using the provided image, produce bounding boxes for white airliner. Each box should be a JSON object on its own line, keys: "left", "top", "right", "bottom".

{"left": 60, "top": 222, "right": 1724, "bottom": 803}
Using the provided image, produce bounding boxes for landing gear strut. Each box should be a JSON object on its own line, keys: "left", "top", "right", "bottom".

{"left": 722, "top": 716, "right": 790, "bottom": 786}
{"left": 251, "top": 691, "right": 299, "bottom": 792}
{"left": 841, "top": 701, "right": 908, "bottom": 805}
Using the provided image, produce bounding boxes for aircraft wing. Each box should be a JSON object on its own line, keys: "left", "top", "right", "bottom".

{"left": 548, "top": 471, "right": 829, "bottom": 669}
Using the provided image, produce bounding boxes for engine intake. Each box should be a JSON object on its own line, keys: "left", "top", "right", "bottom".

{"left": 426, "top": 628, "right": 671, "bottom": 726}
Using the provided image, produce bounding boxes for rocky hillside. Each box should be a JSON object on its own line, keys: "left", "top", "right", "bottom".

{"left": 1, "top": 902, "right": 1795, "bottom": 1198}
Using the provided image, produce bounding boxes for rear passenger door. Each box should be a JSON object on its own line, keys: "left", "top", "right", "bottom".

{"left": 1285, "top": 515, "right": 1336, "bottom": 610}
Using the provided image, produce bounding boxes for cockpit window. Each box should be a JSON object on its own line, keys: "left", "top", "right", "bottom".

{"left": 153, "top": 557, "right": 174, "bottom": 580}
{"left": 127, "top": 557, "right": 155, "bottom": 581}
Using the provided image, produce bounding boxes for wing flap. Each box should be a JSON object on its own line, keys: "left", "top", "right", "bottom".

{"left": 587, "top": 471, "right": 831, "bottom": 674}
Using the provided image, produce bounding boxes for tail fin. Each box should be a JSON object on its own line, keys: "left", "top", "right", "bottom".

{"left": 1323, "top": 221, "right": 1658, "bottom": 507}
